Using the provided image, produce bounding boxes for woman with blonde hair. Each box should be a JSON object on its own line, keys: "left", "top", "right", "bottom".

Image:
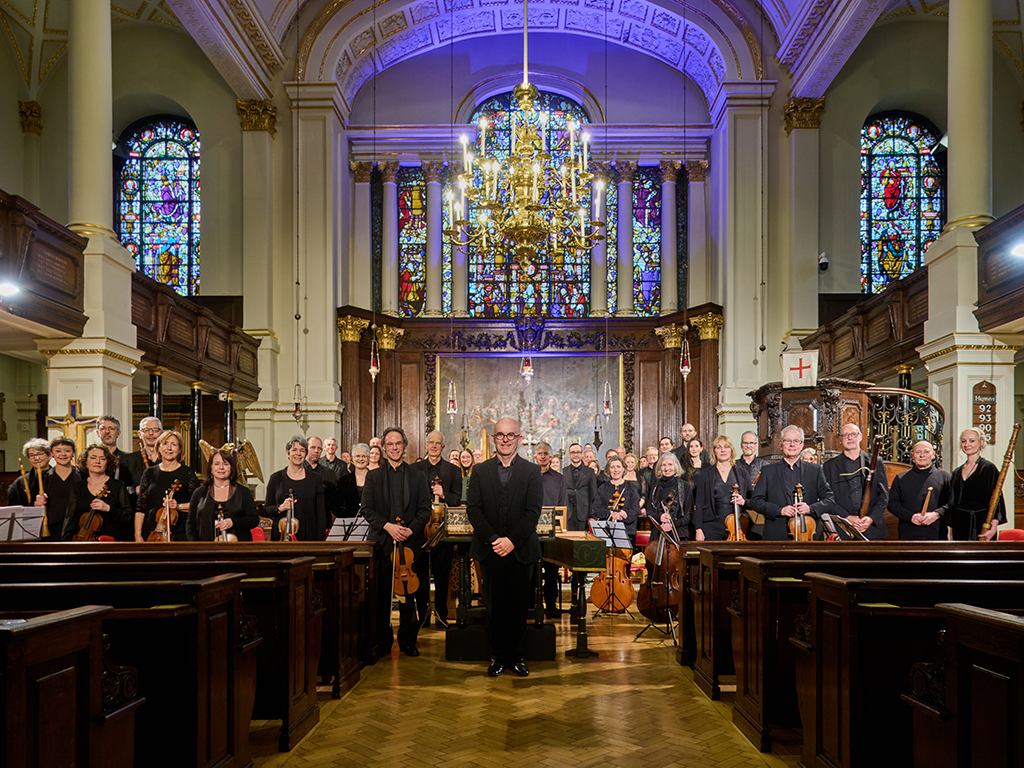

{"left": 694, "top": 436, "right": 746, "bottom": 542}
{"left": 135, "top": 430, "right": 200, "bottom": 541}
{"left": 949, "top": 427, "right": 1004, "bottom": 540}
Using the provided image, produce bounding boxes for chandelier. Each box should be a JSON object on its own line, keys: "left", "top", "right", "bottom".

{"left": 444, "top": 0, "right": 605, "bottom": 268}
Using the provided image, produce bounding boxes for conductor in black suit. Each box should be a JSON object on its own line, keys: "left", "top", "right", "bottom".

{"left": 361, "top": 426, "right": 432, "bottom": 659}
{"left": 749, "top": 425, "right": 834, "bottom": 540}
{"left": 467, "top": 417, "right": 543, "bottom": 678}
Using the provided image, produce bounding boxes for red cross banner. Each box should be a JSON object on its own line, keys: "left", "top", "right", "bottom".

{"left": 782, "top": 350, "right": 819, "bottom": 388}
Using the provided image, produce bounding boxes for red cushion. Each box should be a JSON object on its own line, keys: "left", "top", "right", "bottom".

{"left": 250, "top": 527, "right": 265, "bottom": 541}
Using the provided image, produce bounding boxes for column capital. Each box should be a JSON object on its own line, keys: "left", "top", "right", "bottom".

{"left": 190, "top": 381, "right": 204, "bottom": 391}
{"left": 591, "top": 161, "right": 613, "bottom": 181}
{"left": 337, "top": 315, "right": 370, "bottom": 343}
{"left": 379, "top": 161, "right": 401, "bottom": 183}
{"left": 18, "top": 101, "right": 42, "bottom": 135}
{"left": 422, "top": 161, "right": 446, "bottom": 183}
{"left": 691, "top": 311, "right": 724, "bottom": 341}
{"left": 350, "top": 161, "right": 373, "bottom": 183}
{"left": 375, "top": 325, "right": 404, "bottom": 350}
{"left": 655, "top": 324, "right": 686, "bottom": 349}
{"left": 894, "top": 364, "right": 915, "bottom": 375}
{"left": 783, "top": 96, "right": 826, "bottom": 135}
{"left": 659, "top": 160, "right": 682, "bottom": 183}
{"left": 685, "top": 160, "right": 709, "bottom": 183}
{"left": 615, "top": 161, "right": 638, "bottom": 184}
{"left": 236, "top": 98, "right": 277, "bottom": 138}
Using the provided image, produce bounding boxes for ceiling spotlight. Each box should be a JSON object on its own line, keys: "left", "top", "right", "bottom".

{"left": 1012, "top": 244, "right": 1024, "bottom": 258}
{"left": 0, "top": 281, "right": 20, "bottom": 297}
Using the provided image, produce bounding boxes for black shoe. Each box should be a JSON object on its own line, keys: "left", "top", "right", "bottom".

{"left": 544, "top": 608, "right": 562, "bottom": 619}
{"left": 401, "top": 645, "right": 420, "bottom": 657}
{"left": 511, "top": 659, "right": 529, "bottom": 677}
{"left": 487, "top": 658, "right": 504, "bottom": 677}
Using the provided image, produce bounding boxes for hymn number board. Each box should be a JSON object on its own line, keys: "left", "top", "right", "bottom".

{"left": 973, "top": 381, "right": 997, "bottom": 443}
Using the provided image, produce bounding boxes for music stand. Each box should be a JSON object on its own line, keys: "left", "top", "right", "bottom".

{"left": 824, "top": 513, "right": 870, "bottom": 542}
{"left": 0, "top": 506, "right": 45, "bottom": 542}
{"left": 326, "top": 517, "right": 373, "bottom": 542}
{"left": 588, "top": 520, "right": 636, "bottom": 618}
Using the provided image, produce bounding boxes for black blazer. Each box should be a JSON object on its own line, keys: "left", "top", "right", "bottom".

{"left": 466, "top": 457, "right": 543, "bottom": 565}
{"left": 564, "top": 463, "right": 599, "bottom": 531}
{"left": 360, "top": 462, "right": 431, "bottom": 553}
{"left": 410, "top": 457, "right": 462, "bottom": 507}
{"left": 748, "top": 459, "right": 834, "bottom": 541}
{"left": 821, "top": 450, "right": 890, "bottom": 540}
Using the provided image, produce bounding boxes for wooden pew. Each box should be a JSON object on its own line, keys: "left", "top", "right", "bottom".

{"left": 0, "top": 556, "right": 320, "bottom": 752}
{"left": 1, "top": 605, "right": 143, "bottom": 768}
{"left": 733, "top": 555, "right": 1024, "bottom": 753}
{"left": 0, "top": 575, "right": 255, "bottom": 768}
{"left": 904, "top": 603, "right": 1024, "bottom": 768}
{"left": 0, "top": 541, "right": 369, "bottom": 695}
{"left": 798, "top": 575, "right": 1024, "bottom": 768}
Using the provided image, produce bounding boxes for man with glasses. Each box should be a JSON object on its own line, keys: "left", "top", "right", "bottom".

{"left": 734, "top": 431, "right": 767, "bottom": 538}
{"left": 361, "top": 426, "right": 432, "bottom": 659}
{"left": 96, "top": 415, "right": 136, "bottom": 504}
{"left": 467, "top": 418, "right": 543, "bottom": 677}
{"left": 822, "top": 424, "right": 889, "bottom": 539}
{"left": 121, "top": 416, "right": 162, "bottom": 494}
{"left": 749, "top": 425, "right": 834, "bottom": 540}
{"left": 535, "top": 441, "right": 568, "bottom": 617}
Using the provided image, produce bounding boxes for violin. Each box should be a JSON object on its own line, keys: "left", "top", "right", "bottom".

{"left": 725, "top": 482, "right": 749, "bottom": 541}
{"left": 73, "top": 482, "right": 110, "bottom": 542}
{"left": 637, "top": 492, "right": 682, "bottom": 623}
{"left": 590, "top": 487, "right": 635, "bottom": 612}
{"left": 278, "top": 491, "right": 300, "bottom": 541}
{"left": 788, "top": 482, "right": 816, "bottom": 541}
{"left": 425, "top": 501, "right": 445, "bottom": 542}
{"left": 216, "top": 504, "right": 239, "bottom": 542}
{"left": 391, "top": 516, "right": 419, "bottom": 600}
{"left": 147, "top": 480, "right": 182, "bottom": 542}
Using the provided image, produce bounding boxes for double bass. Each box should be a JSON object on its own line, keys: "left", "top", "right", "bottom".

{"left": 725, "top": 483, "right": 749, "bottom": 541}
{"left": 590, "top": 487, "right": 635, "bottom": 612}
{"left": 637, "top": 492, "right": 682, "bottom": 623}
{"left": 788, "top": 482, "right": 816, "bottom": 541}
{"left": 73, "top": 482, "right": 110, "bottom": 542}
{"left": 147, "top": 480, "right": 182, "bottom": 542}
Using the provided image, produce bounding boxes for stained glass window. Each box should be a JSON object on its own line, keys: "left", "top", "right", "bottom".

{"left": 464, "top": 90, "right": 592, "bottom": 318}
{"left": 632, "top": 166, "right": 661, "bottom": 316}
{"left": 860, "top": 113, "right": 944, "bottom": 293}
{"left": 397, "top": 167, "right": 427, "bottom": 316}
{"left": 117, "top": 117, "right": 200, "bottom": 296}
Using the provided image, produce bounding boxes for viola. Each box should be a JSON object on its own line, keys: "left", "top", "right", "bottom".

{"left": 590, "top": 487, "right": 635, "bottom": 612}
{"left": 391, "top": 516, "right": 419, "bottom": 599}
{"left": 425, "top": 501, "right": 445, "bottom": 542}
{"left": 278, "top": 491, "right": 300, "bottom": 541}
{"left": 788, "top": 482, "right": 816, "bottom": 541}
{"left": 73, "top": 482, "right": 110, "bottom": 542}
{"left": 147, "top": 480, "right": 182, "bottom": 542}
{"left": 216, "top": 504, "right": 238, "bottom": 543}
{"left": 637, "top": 492, "right": 682, "bottom": 622}
{"left": 725, "top": 482, "right": 749, "bottom": 541}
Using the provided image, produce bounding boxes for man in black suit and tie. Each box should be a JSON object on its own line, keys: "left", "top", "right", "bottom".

{"left": 361, "top": 426, "right": 431, "bottom": 659}
{"left": 748, "top": 425, "right": 834, "bottom": 540}
{"left": 467, "top": 417, "right": 543, "bottom": 678}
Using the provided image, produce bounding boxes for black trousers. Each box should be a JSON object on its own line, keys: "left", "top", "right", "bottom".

{"left": 480, "top": 552, "right": 534, "bottom": 664}
{"left": 414, "top": 543, "right": 455, "bottom": 623}
{"left": 375, "top": 547, "right": 421, "bottom": 653}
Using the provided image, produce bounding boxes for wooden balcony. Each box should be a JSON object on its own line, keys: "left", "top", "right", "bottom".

{"left": 975, "top": 202, "right": 1024, "bottom": 333}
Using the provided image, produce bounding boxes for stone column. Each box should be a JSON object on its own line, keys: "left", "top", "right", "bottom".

{"left": 380, "top": 162, "right": 401, "bottom": 317}
{"left": 337, "top": 315, "right": 369, "bottom": 451}
{"left": 659, "top": 161, "right": 681, "bottom": 315}
{"left": 783, "top": 96, "right": 825, "bottom": 342}
{"left": 691, "top": 312, "right": 723, "bottom": 446}
{"left": 350, "top": 162, "right": 374, "bottom": 310}
{"left": 375, "top": 325, "right": 404, "bottom": 433}
{"left": 685, "top": 161, "right": 710, "bottom": 307}
{"left": 18, "top": 101, "right": 41, "bottom": 203}
{"left": 452, "top": 232, "right": 469, "bottom": 316}
{"left": 423, "top": 160, "right": 445, "bottom": 316}
{"left": 589, "top": 164, "right": 610, "bottom": 317}
{"left": 615, "top": 162, "right": 637, "bottom": 316}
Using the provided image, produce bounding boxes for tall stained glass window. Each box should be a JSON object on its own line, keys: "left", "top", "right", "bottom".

{"left": 632, "top": 166, "right": 661, "bottom": 316}
{"left": 860, "top": 113, "right": 944, "bottom": 293}
{"left": 117, "top": 117, "right": 200, "bottom": 296}
{"left": 465, "top": 90, "right": 592, "bottom": 318}
{"left": 397, "top": 167, "right": 427, "bottom": 316}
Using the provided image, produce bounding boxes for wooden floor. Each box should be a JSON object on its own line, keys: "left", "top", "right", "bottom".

{"left": 253, "top": 604, "right": 802, "bottom": 768}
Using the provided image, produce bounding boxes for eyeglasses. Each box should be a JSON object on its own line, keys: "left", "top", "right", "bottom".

{"left": 741, "top": 441, "right": 757, "bottom": 446}
{"left": 383, "top": 442, "right": 404, "bottom": 449}
{"left": 26, "top": 451, "right": 48, "bottom": 459}
{"left": 494, "top": 432, "right": 520, "bottom": 441}
{"left": 841, "top": 432, "right": 861, "bottom": 439}
{"left": 140, "top": 427, "right": 161, "bottom": 433}
{"left": 781, "top": 439, "right": 803, "bottom": 446}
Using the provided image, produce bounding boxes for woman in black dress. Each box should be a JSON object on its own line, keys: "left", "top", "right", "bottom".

{"left": 459, "top": 449, "right": 474, "bottom": 503}
{"left": 338, "top": 442, "right": 371, "bottom": 518}
{"left": 135, "top": 430, "right": 201, "bottom": 541}
{"left": 594, "top": 455, "right": 641, "bottom": 544}
{"left": 8, "top": 438, "right": 51, "bottom": 507}
{"left": 264, "top": 436, "right": 327, "bottom": 541}
{"left": 186, "top": 449, "right": 260, "bottom": 541}
{"left": 949, "top": 427, "right": 1004, "bottom": 541}
{"left": 645, "top": 452, "right": 693, "bottom": 542}
{"left": 62, "top": 444, "right": 133, "bottom": 541}
{"left": 683, "top": 438, "right": 705, "bottom": 483}
{"left": 694, "top": 436, "right": 746, "bottom": 542}
{"left": 39, "top": 437, "right": 81, "bottom": 541}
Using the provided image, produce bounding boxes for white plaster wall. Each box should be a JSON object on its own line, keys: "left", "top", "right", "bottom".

{"left": 0, "top": 354, "right": 45, "bottom": 472}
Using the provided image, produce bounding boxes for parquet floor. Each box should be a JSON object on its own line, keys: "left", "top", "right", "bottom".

{"left": 254, "top": 602, "right": 803, "bottom": 768}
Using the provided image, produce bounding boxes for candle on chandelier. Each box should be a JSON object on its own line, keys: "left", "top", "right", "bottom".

{"left": 594, "top": 181, "right": 604, "bottom": 221}
{"left": 446, "top": 190, "right": 454, "bottom": 223}
{"left": 460, "top": 135, "right": 469, "bottom": 173}
{"left": 539, "top": 112, "right": 548, "bottom": 152}
{"left": 582, "top": 132, "right": 590, "bottom": 168}
{"left": 479, "top": 117, "right": 488, "bottom": 155}
{"left": 532, "top": 164, "right": 539, "bottom": 202}
{"left": 569, "top": 120, "right": 577, "bottom": 161}
{"left": 560, "top": 165, "right": 567, "bottom": 202}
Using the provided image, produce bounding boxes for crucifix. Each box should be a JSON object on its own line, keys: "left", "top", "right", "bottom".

{"left": 46, "top": 400, "right": 100, "bottom": 449}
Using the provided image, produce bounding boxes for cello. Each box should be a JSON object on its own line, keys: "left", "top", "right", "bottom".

{"left": 391, "top": 516, "right": 419, "bottom": 602}
{"left": 147, "top": 480, "right": 182, "bottom": 542}
{"left": 590, "top": 487, "right": 635, "bottom": 612}
{"left": 725, "top": 483, "right": 749, "bottom": 541}
{"left": 788, "top": 482, "right": 816, "bottom": 541}
{"left": 73, "top": 482, "right": 110, "bottom": 542}
{"left": 637, "top": 492, "right": 682, "bottom": 624}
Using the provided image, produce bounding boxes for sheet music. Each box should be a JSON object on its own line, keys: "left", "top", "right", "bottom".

{"left": 326, "top": 517, "right": 373, "bottom": 542}
{"left": 588, "top": 519, "right": 633, "bottom": 549}
{"left": 0, "top": 506, "right": 45, "bottom": 542}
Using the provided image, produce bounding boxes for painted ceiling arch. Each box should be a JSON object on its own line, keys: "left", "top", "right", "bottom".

{"left": 296, "top": 0, "right": 761, "bottom": 110}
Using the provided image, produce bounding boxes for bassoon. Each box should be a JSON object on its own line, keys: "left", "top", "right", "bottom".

{"left": 979, "top": 423, "right": 1020, "bottom": 540}
{"left": 858, "top": 436, "right": 884, "bottom": 518}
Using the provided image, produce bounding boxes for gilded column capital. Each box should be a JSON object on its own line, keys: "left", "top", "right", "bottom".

{"left": 422, "top": 161, "right": 446, "bottom": 183}
{"left": 379, "top": 161, "right": 401, "bottom": 183}
{"left": 615, "top": 161, "right": 638, "bottom": 184}
{"left": 375, "top": 325, "right": 404, "bottom": 350}
{"left": 350, "top": 161, "right": 374, "bottom": 183}
{"left": 685, "top": 160, "right": 708, "bottom": 183}
{"left": 190, "top": 381, "right": 204, "bottom": 391}
{"left": 894, "top": 363, "right": 915, "bottom": 375}
{"left": 655, "top": 324, "right": 686, "bottom": 349}
{"left": 659, "top": 160, "right": 682, "bottom": 184}
{"left": 591, "top": 161, "right": 613, "bottom": 182}
{"left": 783, "top": 96, "right": 825, "bottom": 136}
{"left": 337, "top": 315, "right": 370, "bottom": 343}
{"left": 236, "top": 98, "right": 277, "bottom": 137}
{"left": 691, "top": 311, "right": 724, "bottom": 341}
{"left": 18, "top": 101, "right": 41, "bottom": 135}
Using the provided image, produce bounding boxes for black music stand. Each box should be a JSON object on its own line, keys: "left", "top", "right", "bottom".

{"left": 0, "top": 506, "right": 45, "bottom": 542}
{"left": 823, "top": 513, "right": 870, "bottom": 542}
{"left": 326, "top": 517, "right": 372, "bottom": 542}
{"left": 588, "top": 520, "right": 636, "bottom": 619}
{"left": 635, "top": 533, "right": 678, "bottom": 644}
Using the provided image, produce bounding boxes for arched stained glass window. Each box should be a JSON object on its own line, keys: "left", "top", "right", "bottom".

{"left": 632, "top": 166, "right": 661, "bottom": 316}
{"left": 860, "top": 113, "right": 944, "bottom": 293}
{"left": 116, "top": 117, "right": 201, "bottom": 296}
{"left": 398, "top": 166, "right": 427, "bottom": 316}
